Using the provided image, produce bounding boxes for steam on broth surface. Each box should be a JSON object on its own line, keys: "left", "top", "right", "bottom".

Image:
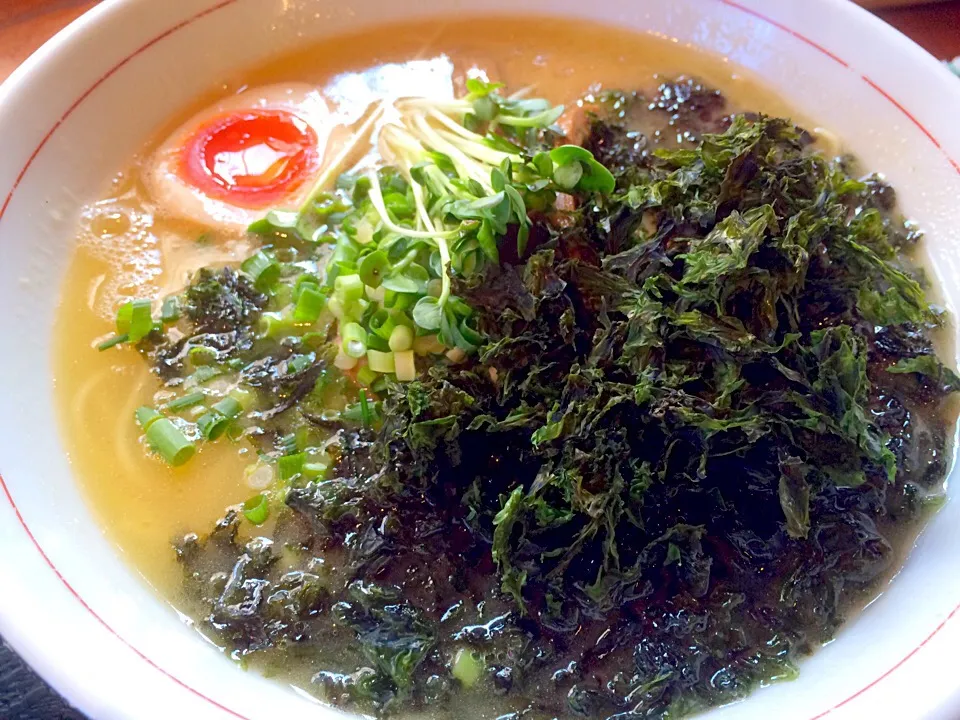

{"left": 55, "top": 16, "right": 956, "bottom": 720}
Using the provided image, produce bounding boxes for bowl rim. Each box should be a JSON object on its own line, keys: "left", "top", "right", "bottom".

{"left": 1, "top": 0, "right": 959, "bottom": 718}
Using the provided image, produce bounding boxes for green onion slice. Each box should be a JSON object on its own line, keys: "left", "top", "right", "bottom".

{"left": 97, "top": 333, "right": 129, "bottom": 351}
{"left": 241, "top": 251, "right": 281, "bottom": 291}
{"left": 162, "top": 392, "right": 205, "bottom": 412}
{"left": 278, "top": 452, "right": 305, "bottom": 481}
{"left": 116, "top": 299, "right": 153, "bottom": 342}
{"left": 243, "top": 494, "right": 270, "bottom": 525}
{"left": 144, "top": 417, "right": 195, "bottom": 466}
{"left": 212, "top": 396, "right": 243, "bottom": 420}
{"left": 293, "top": 286, "right": 326, "bottom": 324}
{"left": 334, "top": 274, "right": 365, "bottom": 305}
{"left": 368, "top": 309, "right": 399, "bottom": 341}
{"left": 341, "top": 322, "right": 369, "bottom": 359}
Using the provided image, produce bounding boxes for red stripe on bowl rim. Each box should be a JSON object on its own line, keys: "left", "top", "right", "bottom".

{"left": 719, "top": 0, "right": 851, "bottom": 68}
{"left": 0, "top": 1, "right": 957, "bottom": 718}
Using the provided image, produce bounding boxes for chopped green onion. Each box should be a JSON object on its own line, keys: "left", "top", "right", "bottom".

{"left": 326, "top": 260, "right": 357, "bottom": 290}
{"left": 367, "top": 349, "right": 395, "bottom": 374}
{"left": 241, "top": 251, "right": 281, "bottom": 291}
{"left": 341, "top": 322, "right": 368, "bottom": 359}
{"left": 366, "top": 332, "right": 390, "bottom": 352}
{"left": 243, "top": 494, "right": 270, "bottom": 525}
{"left": 389, "top": 325, "right": 414, "bottom": 352}
{"left": 229, "top": 387, "right": 255, "bottom": 410}
{"left": 272, "top": 282, "right": 293, "bottom": 308}
{"left": 367, "top": 309, "right": 398, "bottom": 341}
{"left": 342, "top": 399, "right": 379, "bottom": 425}
{"left": 196, "top": 396, "right": 242, "bottom": 441}
{"left": 293, "top": 286, "right": 326, "bottom": 324}
{"left": 247, "top": 210, "right": 301, "bottom": 240}
{"left": 197, "top": 410, "right": 231, "bottom": 441}
{"left": 359, "top": 388, "right": 372, "bottom": 427}
{"left": 365, "top": 284, "right": 387, "bottom": 303}
{"left": 326, "top": 296, "right": 345, "bottom": 320}
{"left": 258, "top": 311, "right": 294, "bottom": 339}
{"left": 457, "top": 316, "right": 484, "bottom": 348}
{"left": 347, "top": 297, "right": 369, "bottom": 321}
{"left": 294, "top": 426, "right": 315, "bottom": 451}
{"left": 144, "top": 417, "right": 195, "bottom": 466}
{"left": 353, "top": 215, "right": 375, "bottom": 244}
{"left": 116, "top": 299, "right": 153, "bottom": 342}
{"left": 367, "top": 310, "right": 394, "bottom": 341}
{"left": 135, "top": 406, "right": 162, "bottom": 430}
{"left": 97, "top": 333, "right": 129, "bottom": 351}
{"left": 278, "top": 452, "right": 306, "bottom": 481}
{"left": 294, "top": 274, "right": 321, "bottom": 300}
{"left": 212, "top": 396, "right": 243, "bottom": 420}
{"left": 162, "top": 392, "right": 205, "bottom": 412}
{"left": 394, "top": 349, "right": 416, "bottom": 382}
{"left": 382, "top": 290, "right": 399, "bottom": 309}
{"left": 331, "top": 234, "right": 360, "bottom": 266}
{"left": 160, "top": 297, "right": 180, "bottom": 324}
{"left": 334, "top": 274, "right": 365, "bottom": 305}
{"left": 358, "top": 251, "right": 390, "bottom": 288}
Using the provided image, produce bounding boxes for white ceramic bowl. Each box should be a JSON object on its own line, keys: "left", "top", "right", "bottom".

{"left": 1, "top": 1, "right": 959, "bottom": 718}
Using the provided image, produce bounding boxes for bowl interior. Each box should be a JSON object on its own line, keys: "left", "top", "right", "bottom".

{"left": 0, "top": 1, "right": 959, "bottom": 719}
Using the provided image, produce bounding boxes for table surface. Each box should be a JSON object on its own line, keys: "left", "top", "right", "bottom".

{"left": 0, "top": 0, "right": 958, "bottom": 718}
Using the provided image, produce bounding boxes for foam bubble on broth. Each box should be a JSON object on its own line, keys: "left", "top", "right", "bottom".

{"left": 77, "top": 178, "right": 161, "bottom": 320}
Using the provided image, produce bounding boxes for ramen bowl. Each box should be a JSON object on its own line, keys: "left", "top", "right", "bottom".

{"left": 0, "top": 1, "right": 959, "bottom": 719}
